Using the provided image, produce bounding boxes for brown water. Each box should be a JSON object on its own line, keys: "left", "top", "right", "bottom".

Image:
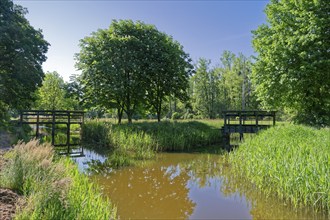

{"left": 89, "top": 153, "right": 328, "bottom": 219}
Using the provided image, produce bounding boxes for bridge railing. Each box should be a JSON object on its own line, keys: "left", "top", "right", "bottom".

{"left": 221, "top": 110, "right": 276, "bottom": 149}
{"left": 19, "top": 110, "right": 85, "bottom": 156}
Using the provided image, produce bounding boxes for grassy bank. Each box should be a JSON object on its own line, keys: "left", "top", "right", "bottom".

{"left": 82, "top": 120, "right": 223, "bottom": 167}
{"left": 229, "top": 124, "right": 330, "bottom": 212}
{"left": 0, "top": 140, "right": 116, "bottom": 219}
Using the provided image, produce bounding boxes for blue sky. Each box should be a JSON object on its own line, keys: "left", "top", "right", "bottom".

{"left": 15, "top": 0, "right": 269, "bottom": 81}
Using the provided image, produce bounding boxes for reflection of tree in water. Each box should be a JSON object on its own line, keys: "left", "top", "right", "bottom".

{"left": 95, "top": 164, "right": 195, "bottom": 219}
{"left": 180, "top": 154, "right": 223, "bottom": 188}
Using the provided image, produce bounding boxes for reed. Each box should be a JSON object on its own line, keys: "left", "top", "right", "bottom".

{"left": 81, "top": 120, "right": 223, "bottom": 168}
{"left": 229, "top": 124, "right": 330, "bottom": 212}
{"left": 0, "top": 139, "right": 116, "bottom": 219}
{"left": 82, "top": 120, "right": 222, "bottom": 151}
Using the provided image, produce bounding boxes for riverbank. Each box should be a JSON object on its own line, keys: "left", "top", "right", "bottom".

{"left": 0, "top": 130, "right": 19, "bottom": 220}
{"left": 1, "top": 149, "right": 22, "bottom": 220}
{"left": 229, "top": 124, "right": 330, "bottom": 214}
{"left": 0, "top": 140, "right": 116, "bottom": 219}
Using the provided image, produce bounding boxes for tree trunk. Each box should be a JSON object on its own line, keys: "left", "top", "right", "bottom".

{"left": 128, "top": 116, "right": 132, "bottom": 124}
{"left": 157, "top": 104, "right": 161, "bottom": 122}
{"left": 117, "top": 108, "right": 123, "bottom": 124}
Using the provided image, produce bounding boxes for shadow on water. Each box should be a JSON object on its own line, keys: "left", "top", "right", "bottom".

{"left": 76, "top": 150, "right": 328, "bottom": 219}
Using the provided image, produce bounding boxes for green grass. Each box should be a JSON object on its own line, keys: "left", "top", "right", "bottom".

{"left": 0, "top": 139, "right": 117, "bottom": 219}
{"left": 82, "top": 120, "right": 222, "bottom": 151}
{"left": 81, "top": 119, "right": 223, "bottom": 168}
{"left": 229, "top": 124, "right": 330, "bottom": 212}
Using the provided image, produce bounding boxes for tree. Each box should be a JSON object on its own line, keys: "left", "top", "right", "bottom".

{"left": 0, "top": 0, "right": 49, "bottom": 119}
{"left": 76, "top": 20, "right": 192, "bottom": 123}
{"left": 252, "top": 0, "right": 330, "bottom": 126}
{"left": 217, "top": 51, "right": 257, "bottom": 111}
{"left": 64, "top": 74, "right": 84, "bottom": 110}
{"left": 35, "top": 72, "right": 67, "bottom": 110}
{"left": 191, "top": 58, "right": 219, "bottom": 118}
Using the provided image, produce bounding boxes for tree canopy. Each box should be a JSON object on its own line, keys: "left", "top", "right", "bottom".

{"left": 76, "top": 20, "right": 193, "bottom": 123}
{"left": 252, "top": 0, "right": 330, "bottom": 126}
{"left": 0, "top": 0, "right": 49, "bottom": 119}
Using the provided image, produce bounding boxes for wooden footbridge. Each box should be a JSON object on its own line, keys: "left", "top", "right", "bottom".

{"left": 19, "top": 110, "right": 85, "bottom": 156}
{"left": 221, "top": 110, "right": 276, "bottom": 149}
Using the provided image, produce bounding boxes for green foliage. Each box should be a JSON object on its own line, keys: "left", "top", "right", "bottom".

{"left": 35, "top": 72, "right": 66, "bottom": 110}
{"left": 0, "top": 0, "right": 49, "bottom": 119}
{"left": 252, "top": 0, "right": 330, "bottom": 126}
{"left": 191, "top": 58, "right": 219, "bottom": 119}
{"left": 34, "top": 71, "right": 80, "bottom": 110}
{"left": 229, "top": 125, "right": 330, "bottom": 212}
{"left": 190, "top": 52, "right": 258, "bottom": 119}
{"left": 76, "top": 19, "right": 193, "bottom": 123}
{"left": 0, "top": 140, "right": 117, "bottom": 219}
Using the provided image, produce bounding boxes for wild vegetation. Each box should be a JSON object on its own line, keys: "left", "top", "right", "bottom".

{"left": 229, "top": 125, "right": 330, "bottom": 212}
{"left": 82, "top": 120, "right": 223, "bottom": 167}
{"left": 0, "top": 140, "right": 117, "bottom": 219}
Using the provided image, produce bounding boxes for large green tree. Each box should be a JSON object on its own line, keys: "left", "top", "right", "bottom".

{"left": 76, "top": 20, "right": 192, "bottom": 123}
{"left": 252, "top": 0, "right": 330, "bottom": 126}
{"left": 0, "top": 0, "right": 49, "bottom": 119}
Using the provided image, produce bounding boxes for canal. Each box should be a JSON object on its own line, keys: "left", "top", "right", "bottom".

{"left": 75, "top": 150, "right": 327, "bottom": 219}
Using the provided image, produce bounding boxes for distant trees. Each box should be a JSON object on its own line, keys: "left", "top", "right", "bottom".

{"left": 34, "top": 72, "right": 81, "bottom": 110}
{"left": 189, "top": 51, "right": 258, "bottom": 119}
{"left": 76, "top": 20, "right": 193, "bottom": 123}
{"left": 252, "top": 0, "right": 330, "bottom": 126}
{"left": 0, "top": 0, "right": 49, "bottom": 121}
{"left": 190, "top": 58, "right": 219, "bottom": 119}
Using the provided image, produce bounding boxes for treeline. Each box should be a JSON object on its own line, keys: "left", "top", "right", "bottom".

{"left": 30, "top": 50, "right": 258, "bottom": 122}
{"left": 1, "top": 0, "right": 329, "bottom": 127}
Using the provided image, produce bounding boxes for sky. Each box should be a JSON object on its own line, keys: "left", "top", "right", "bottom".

{"left": 14, "top": 0, "right": 269, "bottom": 82}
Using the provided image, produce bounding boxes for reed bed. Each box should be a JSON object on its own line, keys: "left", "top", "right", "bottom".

{"left": 81, "top": 120, "right": 223, "bottom": 168}
{"left": 229, "top": 125, "right": 330, "bottom": 213}
{"left": 82, "top": 120, "right": 222, "bottom": 151}
{"left": 0, "top": 139, "right": 116, "bottom": 219}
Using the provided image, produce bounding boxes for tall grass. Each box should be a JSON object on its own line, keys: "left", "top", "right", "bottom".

{"left": 82, "top": 120, "right": 222, "bottom": 151}
{"left": 229, "top": 125, "right": 330, "bottom": 212}
{"left": 81, "top": 120, "right": 222, "bottom": 168}
{"left": 0, "top": 139, "right": 116, "bottom": 219}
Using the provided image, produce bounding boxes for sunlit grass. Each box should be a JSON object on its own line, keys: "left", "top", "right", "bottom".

{"left": 229, "top": 125, "right": 330, "bottom": 212}
{"left": 0, "top": 139, "right": 116, "bottom": 219}
{"left": 81, "top": 120, "right": 223, "bottom": 168}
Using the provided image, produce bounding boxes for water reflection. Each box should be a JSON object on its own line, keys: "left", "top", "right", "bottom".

{"left": 89, "top": 153, "right": 328, "bottom": 219}
{"left": 72, "top": 149, "right": 107, "bottom": 172}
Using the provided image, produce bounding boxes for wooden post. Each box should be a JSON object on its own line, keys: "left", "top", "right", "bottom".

{"left": 67, "top": 111, "right": 70, "bottom": 154}
{"left": 273, "top": 111, "right": 276, "bottom": 126}
{"left": 20, "top": 111, "right": 23, "bottom": 127}
{"left": 36, "top": 111, "right": 39, "bottom": 138}
{"left": 51, "top": 111, "right": 55, "bottom": 146}
{"left": 239, "top": 112, "right": 243, "bottom": 140}
{"left": 255, "top": 111, "right": 259, "bottom": 132}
